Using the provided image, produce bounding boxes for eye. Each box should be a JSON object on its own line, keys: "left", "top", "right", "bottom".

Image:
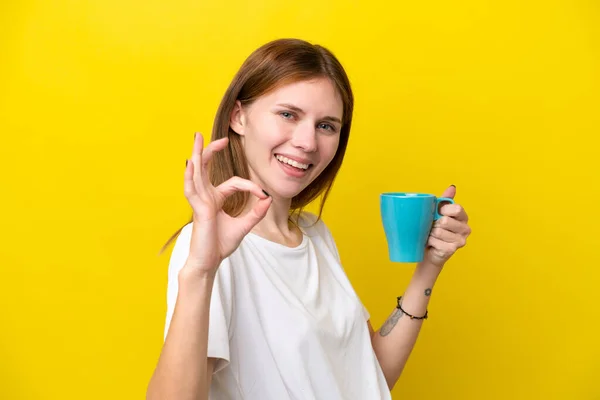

{"left": 318, "top": 123, "right": 337, "bottom": 133}
{"left": 280, "top": 111, "right": 295, "bottom": 119}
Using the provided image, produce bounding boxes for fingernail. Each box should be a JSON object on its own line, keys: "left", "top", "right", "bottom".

{"left": 185, "top": 159, "right": 188, "bottom": 167}
{"left": 194, "top": 132, "right": 197, "bottom": 140}
{"left": 451, "top": 184, "right": 456, "bottom": 188}
{"left": 262, "top": 189, "right": 270, "bottom": 197}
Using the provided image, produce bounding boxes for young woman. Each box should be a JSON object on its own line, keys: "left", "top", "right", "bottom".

{"left": 147, "top": 38, "right": 471, "bottom": 400}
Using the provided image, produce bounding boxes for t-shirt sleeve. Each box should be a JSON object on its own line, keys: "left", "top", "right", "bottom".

{"left": 163, "top": 223, "right": 233, "bottom": 373}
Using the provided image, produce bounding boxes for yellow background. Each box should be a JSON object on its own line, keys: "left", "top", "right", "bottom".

{"left": 1, "top": 0, "right": 598, "bottom": 399}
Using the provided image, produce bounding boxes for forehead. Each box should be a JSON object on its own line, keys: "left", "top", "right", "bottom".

{"left": 255, "top": 78, "right": 343, "bottom": 117}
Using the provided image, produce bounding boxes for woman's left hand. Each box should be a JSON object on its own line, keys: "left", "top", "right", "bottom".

{"left": 423, "top": 185, "right": 471, "bottom": 268}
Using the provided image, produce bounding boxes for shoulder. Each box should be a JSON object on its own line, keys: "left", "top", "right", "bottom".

{"left": 297, "top": 211, "right": 329, "bottom": 235}
{"left": 297, "top": 211, "right": 340, "bottom": 253}
{"left": 178, "top": 222, "right": 194, "bottom": 243}
{"left": 168, "top": 222, "right": 193, "bottom": 265}
{"left": 167, "top": 222, "right": 192, "bottom": 270}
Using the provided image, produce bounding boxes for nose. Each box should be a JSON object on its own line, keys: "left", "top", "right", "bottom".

{"left": 290, "top": 123, "right": 317, "bottom": 153}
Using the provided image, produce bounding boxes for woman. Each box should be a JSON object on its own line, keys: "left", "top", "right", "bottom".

{"left": 147, "top": 38, "right": 471, "bottom": 400}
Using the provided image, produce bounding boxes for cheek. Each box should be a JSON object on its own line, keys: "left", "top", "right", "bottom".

{"left": 320, "top": 136, "right": 340, "bottom": 162}
{"left": 255, "top": 114, "right": 293, "bottom": 146}
{"left": 272, "top": 117, "right": 296, "bottom": 140}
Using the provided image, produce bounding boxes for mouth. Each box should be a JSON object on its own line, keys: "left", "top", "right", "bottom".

{"left": 275, "top": 154, "right": 313, "bottom": 171}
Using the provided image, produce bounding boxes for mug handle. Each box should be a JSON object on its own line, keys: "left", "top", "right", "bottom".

{"left": 434, "top": 197, "right": 455, "bottom": 220}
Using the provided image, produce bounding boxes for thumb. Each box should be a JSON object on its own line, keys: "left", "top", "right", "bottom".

{"left": 441, "top": 184, "right": 456, "bottom": 199}
{"left": 237, "top": 196, "right": 273, "bottom": 235}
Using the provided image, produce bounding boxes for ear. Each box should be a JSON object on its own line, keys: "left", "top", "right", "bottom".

{"left": 229, "top": 100, "right": 246, "bottom": 135}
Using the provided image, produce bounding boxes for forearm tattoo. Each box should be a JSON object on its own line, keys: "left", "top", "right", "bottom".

{"left": 379, "top": 290, "right": 431, "bottom": 337}
{"left": 379, "top": 308, "right": 403, "bottom": 337}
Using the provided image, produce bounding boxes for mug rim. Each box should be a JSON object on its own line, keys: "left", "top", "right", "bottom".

{"left": 380, "top": 192, "right": 435, "bottom": 198}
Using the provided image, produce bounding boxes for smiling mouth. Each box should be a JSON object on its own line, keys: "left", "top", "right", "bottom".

{"left": 275, "top": 154, "right": 313, "bottom": 171}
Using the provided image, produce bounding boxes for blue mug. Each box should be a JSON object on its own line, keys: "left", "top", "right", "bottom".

{"left": 380, "top": 193, "right": 455, "bottom": 263}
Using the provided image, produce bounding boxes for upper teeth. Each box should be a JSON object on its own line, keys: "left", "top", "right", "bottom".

{"left": 276, "top": 155, "right": 309, "bottom": 170}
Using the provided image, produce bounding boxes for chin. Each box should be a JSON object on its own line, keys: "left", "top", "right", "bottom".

{"left": 271, "top": 185, "right": 307, "bottom": 200}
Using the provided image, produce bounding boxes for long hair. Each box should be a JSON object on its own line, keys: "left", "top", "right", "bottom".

{"left": 159, "top": 38, "right": 354, "bottom": 255}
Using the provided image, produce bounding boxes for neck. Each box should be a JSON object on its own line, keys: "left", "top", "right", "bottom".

{"left": 245, "top": 193, "right": 296, "bottom": 239}
{"left": 242, "top": 168, "right": 302, "bottom": 245}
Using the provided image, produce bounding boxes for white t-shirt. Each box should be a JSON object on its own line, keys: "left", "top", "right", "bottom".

{"left": 164, "top": 212, "right": 391, "bottom": 400}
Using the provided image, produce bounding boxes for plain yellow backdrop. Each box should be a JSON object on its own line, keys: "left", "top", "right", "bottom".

{"left": 1, "top": 0, "right": 599, "bottom": 399}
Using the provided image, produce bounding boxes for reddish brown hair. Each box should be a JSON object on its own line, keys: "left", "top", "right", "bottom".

{"left": 159, "top": 38, "right": 354, "bottom": 254}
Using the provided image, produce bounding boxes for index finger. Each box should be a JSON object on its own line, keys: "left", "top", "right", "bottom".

{"left": 191, "top": 131, "right": 204, "bottom": 161}
{"left": 190, "top": 132, "right": 209, "bottom": 194}
{"left": 440, "top": 203, "right": 469, "bottom": 222}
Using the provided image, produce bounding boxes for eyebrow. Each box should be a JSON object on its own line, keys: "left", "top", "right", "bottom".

{"left": 276, "top": 103, "right": 342, "bottom": 124}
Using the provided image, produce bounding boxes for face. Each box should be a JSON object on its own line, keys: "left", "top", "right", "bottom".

{"left": 230, "top": 78, "right": 343, "bottom": 200}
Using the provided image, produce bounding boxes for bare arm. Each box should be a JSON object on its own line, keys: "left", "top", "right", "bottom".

{"left": 369, "top": 261, "right": 441, "bottom": 390}
{"left": 146, "top": 267, "right": 216, "bottom": 400}
{"left": 368, "top": 187, "right": 470, "bottom": 390}
{"left": 146, "top": 132, "right": 272, "bottom": 399}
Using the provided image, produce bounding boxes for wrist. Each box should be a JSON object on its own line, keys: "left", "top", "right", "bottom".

{"left": 415, "top": 259, "right": 444, "bottom": 279}
{"left": 404, "top": 261, "right": 441, "bottom": 294}
{"left": 179, "top": 264, "right": 218, "bottom": 285}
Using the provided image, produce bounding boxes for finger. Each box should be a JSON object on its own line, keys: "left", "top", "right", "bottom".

{"left": 200, "top": 137, "right": 229, "bottom": 184}
{"left": 183, "top": 158, "right": 198, "bottom": 200}
{"left": 429, "top": 226, "right": 466, "bottom": 248}
{"left": 427, "top": 236, "right": 455, "bottom": 259}
{"left": 215, "top": 176, "right": 270, "bottom": 200}
{"left": 191, "top": 132, "right": 207, "bottom": 194}
{"left": 433, "top": 215, "right": 471, "bottom": 235}
{"left": 234, "top": 195, "right": 273, "bottom": 234}
{"left": 440, "top": 185, "right": 456, "bottom": 199}
{"left": 439, "top": 203, "right": 469, "bottom": 222}
{"left": 202, "top": 137, "right": 229, "bottom": 169}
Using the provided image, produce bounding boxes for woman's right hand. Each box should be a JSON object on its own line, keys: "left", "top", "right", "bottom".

{"left": 182, "top": 132, "right": 272, "bottom": 275}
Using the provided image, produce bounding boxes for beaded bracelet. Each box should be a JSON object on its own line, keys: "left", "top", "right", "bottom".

{"left": 396, "top": 296, "right": 428, "bottom": 320}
